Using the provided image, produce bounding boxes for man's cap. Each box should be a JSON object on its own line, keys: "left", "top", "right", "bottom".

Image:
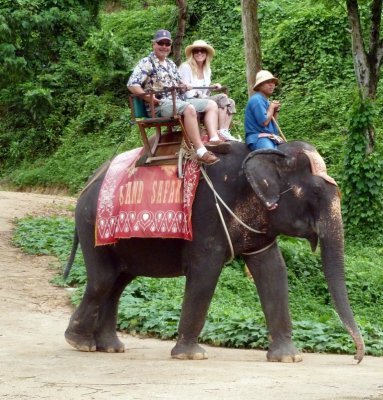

{"left": 153, "top": 29, "right": 172, "bottom": 43}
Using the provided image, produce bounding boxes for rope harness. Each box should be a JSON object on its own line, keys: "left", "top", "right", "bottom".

{"left": 177, "top": 144, "right": 280, "bottom": 263}
{"left": 199, "top": 166, "right": 277, "bottom": 263}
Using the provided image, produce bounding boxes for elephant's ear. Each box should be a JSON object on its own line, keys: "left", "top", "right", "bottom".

{"left": 242, "top": 149, "right": 287, "bottom": 210}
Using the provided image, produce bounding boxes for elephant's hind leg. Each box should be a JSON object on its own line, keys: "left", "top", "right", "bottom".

{"left": 94, "top": 272, "right": 134, "bottom": 353}
{"left": 65, "top": 253, "right": 122, "bottom": 352}
{"left": 65, "top": 301, "right": 97, "bottom": 352}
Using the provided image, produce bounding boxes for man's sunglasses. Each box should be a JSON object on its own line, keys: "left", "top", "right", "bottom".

{"left": 192, "top": 48, "right": 207, "bottom": 54}
{"left": 157, "top": 41, "right": 172, "bottom": 47}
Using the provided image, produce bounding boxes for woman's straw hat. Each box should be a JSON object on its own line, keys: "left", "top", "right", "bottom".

{"left": 185, "top": 40, "right": 215, "bottom": 58}
{"left": 253, "top": 70, "right": 278, "bottom": 90}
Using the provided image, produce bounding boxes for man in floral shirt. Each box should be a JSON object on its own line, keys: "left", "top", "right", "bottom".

{"left": 127, "top": 29, "right": 227, "bottom": 165}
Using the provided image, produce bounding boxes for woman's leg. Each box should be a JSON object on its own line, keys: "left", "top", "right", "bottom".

{"left": 202, "top": 100, "right": 219, "bottom": 139}
{"left": 218, "top": 107, "right": 232, "bottom": 130}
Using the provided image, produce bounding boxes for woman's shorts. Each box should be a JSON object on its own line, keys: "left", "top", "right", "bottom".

{"left": 185, "top": 98, "right": 210, "bottom": 112}
{"left": 156, "top": 98, "right": 209, "bottom": 117}
{"left": 209, "top": 93, "right": 236, "bottom": 114}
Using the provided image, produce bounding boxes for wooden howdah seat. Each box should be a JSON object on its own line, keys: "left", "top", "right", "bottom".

{"left": 128, "top": 86, "right": 228, "bottom": 165}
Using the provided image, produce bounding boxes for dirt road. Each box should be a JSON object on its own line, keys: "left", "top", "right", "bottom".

{"left": 0, "top": 190, "right": 382, "bottom": 400}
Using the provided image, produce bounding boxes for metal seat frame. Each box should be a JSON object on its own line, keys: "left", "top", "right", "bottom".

{"left": 129, "top": 86, "right": 228, "bottom": 164}
{"left": 129, "top": 87, "right": 190, "bottom": 164}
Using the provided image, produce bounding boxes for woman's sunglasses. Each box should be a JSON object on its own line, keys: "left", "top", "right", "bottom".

{"left": 192, "top": 48, "right": 207, "bottom": 54}
{"left": 157, "top": 41, "right": 172, "bottom": 47}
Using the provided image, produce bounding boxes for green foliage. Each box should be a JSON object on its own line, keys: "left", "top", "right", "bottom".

{"left": 188, "top": 0, "right": 242, "bottom": 37}
{"left": 13, "top": 216, "right": 86, "bottom": 286}
{"left": 100, "top": 5, "right": 177, "bottom": 60}
{"left": 13, "top": 217, "right": 74, "bottom": 258}
{"left": 3, "top": 95, "right": 139, "bottom": 193}
{"left": 342, "top": 95, "right": 383, "bottom": 239}
{"left": 264, "top": 4, "right": 353, "bottom": 87}
{"left": 0, "top": 0, "right": 97, "bottom": 88}
{"left": 12, "top": 217, "right": 383, "bottom": 356}
{"left": 278, "top": 85, "right": 353, "bottom": 180}
{"left": 118, "top": 278, "right": 184, "bottom": 338}
{"left": 0, "top": 0, "right": 94, "bottom": 164}
{"left": 0, "top": 0, "right": 133, "bottom": 180}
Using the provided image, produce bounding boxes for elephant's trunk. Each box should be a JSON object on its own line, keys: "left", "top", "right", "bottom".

{"left": 318, "top": 204, "right": 365, "bottom": 363}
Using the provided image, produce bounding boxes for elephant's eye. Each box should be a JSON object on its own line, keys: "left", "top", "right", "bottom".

{"left": 311, "top": 184, "right": 323, "bottom": 199}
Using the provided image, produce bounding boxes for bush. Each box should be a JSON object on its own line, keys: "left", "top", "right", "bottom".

{"left": 342, "top": 96, "right": 383, "bottom": 238}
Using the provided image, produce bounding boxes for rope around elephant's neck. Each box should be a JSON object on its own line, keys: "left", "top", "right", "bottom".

{"left": 242, "top": 239, "right": 276, "bottom": 256}
{"left": 200, "top": 167, "right": 264, "bottom": 234}
{"left": 200, "top": 166, "right": 271, "bottom": 263}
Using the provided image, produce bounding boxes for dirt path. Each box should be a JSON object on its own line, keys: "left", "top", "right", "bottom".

{"left": 0, "top": 190, "right": 382, "bottom": 400}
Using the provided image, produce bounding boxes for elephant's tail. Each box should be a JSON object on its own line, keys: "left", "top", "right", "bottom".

{"left": 63, "top": 227, "right": 79, "bottom": 280}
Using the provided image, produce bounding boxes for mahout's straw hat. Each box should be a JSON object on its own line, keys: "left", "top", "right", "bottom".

{"left": 253, "top": 70, "right": 278, "bottom": 90}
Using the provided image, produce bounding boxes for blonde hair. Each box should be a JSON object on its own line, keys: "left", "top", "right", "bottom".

{"left": 186, "top": 52, "right": 212, "bottom": 79}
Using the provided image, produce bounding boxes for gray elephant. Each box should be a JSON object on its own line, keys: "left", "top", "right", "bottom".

{"left": 64, "top": 140, "right": 364, "bottom": 363}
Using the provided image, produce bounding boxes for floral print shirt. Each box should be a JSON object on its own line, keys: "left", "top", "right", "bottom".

{"left": 127, "top": 52, "right": 184, "bottom": 101}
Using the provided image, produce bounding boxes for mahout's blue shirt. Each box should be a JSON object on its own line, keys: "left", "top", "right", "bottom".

{"left": 244, "top": 92, "right": 278, "bottom": 145}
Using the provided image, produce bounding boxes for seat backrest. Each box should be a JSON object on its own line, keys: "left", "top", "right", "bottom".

{"left": 131, "top": 96, "right": 148, "bottom": 119}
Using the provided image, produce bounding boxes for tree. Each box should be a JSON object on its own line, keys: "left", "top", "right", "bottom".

{"left": 346, "top": 0, "right": 383, "bottom": 152}
{"left": 241, "top": 0, "right": 262, "bottom": 97}
{"left": 0, "top": 0, "right": 101, "bottom": 163}
{"left": 0, "top": 0, "right": 101, "bottom": 91}
{"left": 173, "top": 0, "right": 188, "bottom": 66}
{"left": 346, "top": 0, "right": 383, "bottom": 100}
{"left": 342, "top": 0, "right": 383, "bottom": 237}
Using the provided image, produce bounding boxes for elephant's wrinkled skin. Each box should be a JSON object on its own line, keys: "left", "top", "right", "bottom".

{"left": 64, "top": 141, "right": 364, "bottom": 363}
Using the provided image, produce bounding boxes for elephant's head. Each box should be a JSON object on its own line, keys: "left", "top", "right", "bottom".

{"left": 243, "top": 141, "right": 365, "bottom": 363}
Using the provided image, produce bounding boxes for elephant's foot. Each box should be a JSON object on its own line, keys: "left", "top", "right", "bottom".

{"left": 267, "top": 338, "right": 302, "bottom": 363}
{"left": 171, "top": 339, "right": 207, "bottom": 360}
{"left": 65, "top": 328, "right": 96, "bottom": 352}
{"left": 95, "top": 334, "right": 125, "bottom": 353}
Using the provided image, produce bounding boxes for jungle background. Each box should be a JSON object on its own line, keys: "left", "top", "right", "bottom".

{"left": 1, "top": 0, "right": 383, "bottom": 356}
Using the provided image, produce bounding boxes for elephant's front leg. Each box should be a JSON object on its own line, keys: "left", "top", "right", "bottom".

{"left": 171, "top": 263, "right": 222, "bottom": 360}
{"left": 244, "top": 242, "right": 302, "bottom": 362}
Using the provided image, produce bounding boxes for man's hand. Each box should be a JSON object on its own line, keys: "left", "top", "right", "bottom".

{"left": 271, "top": 100, "right": 281, "bottom": 113}
{"left": 127, "top": 86, "right": 161, "bottom": 105}
{"left": 179, "top": 83, "right": 191, "bottom": 92}
{"left": 140, "top": 93, "right": 161, "bottom": 105}
{"left": 152, "top": 96, "right": 161, "bottom": 105}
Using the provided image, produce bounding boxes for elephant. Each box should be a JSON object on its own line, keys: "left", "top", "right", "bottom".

{"left": 64, "top": 140, "right": 365, "bottom": 363}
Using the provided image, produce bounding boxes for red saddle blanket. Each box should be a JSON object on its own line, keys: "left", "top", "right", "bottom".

{"left": 96, "top": 148, "right": 201, "bottom": 245}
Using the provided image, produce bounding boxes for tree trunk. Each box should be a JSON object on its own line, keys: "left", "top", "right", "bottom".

{"left": 346, "top": 0, "right": 383, "bottom": 152}
{"left": 241, "top": 0, "right": 262, "bottom": 97}
{"left": 173, "top": 0, "right": 187, "bottom": 67}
